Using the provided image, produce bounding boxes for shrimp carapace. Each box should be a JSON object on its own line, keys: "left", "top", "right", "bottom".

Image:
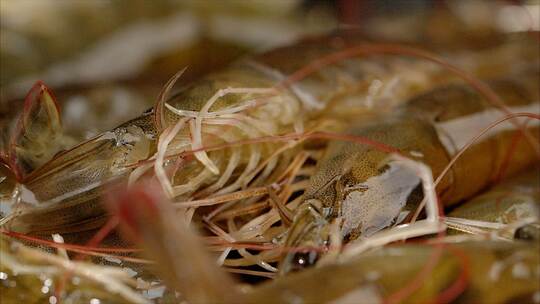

{"left": 281, "top": 72, "right": 540, "bottom": 273}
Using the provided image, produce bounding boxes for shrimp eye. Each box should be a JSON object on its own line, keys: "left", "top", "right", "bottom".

{"left": 289, "top": 250, "right": 319, "bottom": 272}
{"left": 514, "top": 223, "right": 540, "bottom": 241}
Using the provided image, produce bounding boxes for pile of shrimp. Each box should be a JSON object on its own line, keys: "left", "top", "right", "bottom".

{"left": 121, "top": 43, "right": 538, "bottom": 280}
{"left": 1, "top": 11, "right": 540, "bottom": 303}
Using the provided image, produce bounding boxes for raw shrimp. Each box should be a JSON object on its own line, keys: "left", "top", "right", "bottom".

{"left": 0, "top": 84, "right": 156, "bottom": 233}
{"left": 108, "top": 181, "right": 540, "bottom": 304}
{"left": 249, "top": 241, "right": 540, "bottom": 304}
{"left": 0, "top": 234, "right": 148, "bottom": 304}
{"left": 446, "top": 169, "right": 540, "bottom": 240}
{"left": 280, "top": 70, "right": 540, "bottom": 273}
{"left": 4, "top": 31, "right": 527, "bottom": 235}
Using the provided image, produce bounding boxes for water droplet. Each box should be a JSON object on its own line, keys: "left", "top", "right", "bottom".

{"left": 72, "top": 276, "right": 81, "bottom": 285}
{"left": 90, "top": 298, "right": 101, "bottom": 304}
{"left": 49, "top": 296, "right": 58, "bottom": 304}
{"left": 365, "top": 271, "right": 381, "bottom": 281}
{"left": 409, "top": 150, "right": 424, "bottom": 158}
{"left": 123, "top": 267, "right": 138, "bottom": 277}
{"left": 0, "top": 272, "right": 7, "bottom": 280}
{"left": 41, "top": 286, "right": 50, "bottom": 294}
{"left": 145, "top": 286, "right": 166, "bottom": 299}
{"left": 512, "top": 262, "right": 530, "bottom": 279}
{"left": 104, "top": 256, "right": 122, "bottom": 264}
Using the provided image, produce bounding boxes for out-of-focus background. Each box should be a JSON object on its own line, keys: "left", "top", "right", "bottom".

{"left": 0, "top": 0, "right": 335, "bottom": 139}
{"left": 1, "top": 0, "right": 538, "bottom": 139}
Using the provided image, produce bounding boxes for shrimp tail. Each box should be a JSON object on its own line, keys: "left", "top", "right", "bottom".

{"left": 6, "top": 81, "right": 64, "bottom": 181}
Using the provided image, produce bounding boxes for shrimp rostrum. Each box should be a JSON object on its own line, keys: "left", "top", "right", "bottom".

{"left": 3, "top": 31, "right": 533, "bottom": 235}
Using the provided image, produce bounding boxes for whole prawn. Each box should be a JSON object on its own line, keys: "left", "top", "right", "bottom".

{"left": 3, "top": 31, "right": 533, "bottom": 235}
{"left": 280, "top": 70, "right": 540, "bottom": 272}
